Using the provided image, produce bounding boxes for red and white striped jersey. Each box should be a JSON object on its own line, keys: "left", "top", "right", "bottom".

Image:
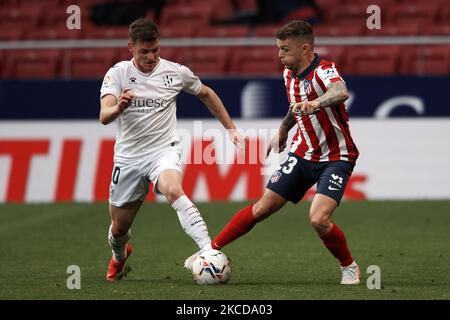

{"left": 284, "top": 54, "right": 359, "bottom": 163}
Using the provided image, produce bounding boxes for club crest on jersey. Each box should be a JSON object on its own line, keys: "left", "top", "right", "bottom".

{"left": 128, "top": 76, "right": 137, "bottom": 85}
{"left": 163, "top": 75, "right": 173, "bottom": 87}
{"left": 270, "top": 171, "right": 282, "bottom": 184}
{"left": 303, "top": 80, "right": 312, "bottom": 95}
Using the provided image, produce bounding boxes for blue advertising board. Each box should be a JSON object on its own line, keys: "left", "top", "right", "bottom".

{"left": 0, "top": 76, "right": 449, "bottom": 119}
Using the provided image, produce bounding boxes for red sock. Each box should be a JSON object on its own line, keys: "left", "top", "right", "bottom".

{"left": 320, "top": 223, "right": 354, "bottom": 267}
{"left": 212, "top": 204, "right": 257, "bottom": 250}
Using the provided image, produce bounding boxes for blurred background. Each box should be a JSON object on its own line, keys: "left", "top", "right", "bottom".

{"left": 0, "top": 0, "right": 449, "bottom": 203}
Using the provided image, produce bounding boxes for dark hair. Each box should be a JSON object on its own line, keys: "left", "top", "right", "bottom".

{"left": 276, "top": 20, "right": 314, "bottom": 44}
{"left": 129, "top": 18, "right": 159, "bottom": 43}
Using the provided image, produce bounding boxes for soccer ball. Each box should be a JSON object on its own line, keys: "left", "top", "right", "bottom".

{"left": 191, "top": 249, "right": 232, "bottom": 285}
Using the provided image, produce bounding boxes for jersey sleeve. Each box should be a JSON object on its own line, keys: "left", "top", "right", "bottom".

{"left": 316, "top": 63, "right": 344, "bottom": 88}
{"left": 100, "top": 64, "right": 122, "bottom": 99}
{"left": 179, "top": 64, "right": 202, "bottom": 95}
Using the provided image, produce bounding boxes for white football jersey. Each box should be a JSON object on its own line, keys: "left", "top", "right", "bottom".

{"left": 100, "top": 58, "right": 202, "bottom": 161}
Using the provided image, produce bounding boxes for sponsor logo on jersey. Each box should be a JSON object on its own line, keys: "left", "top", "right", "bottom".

{"left": 129, "top": 98, "right": 171, "bottom": 111}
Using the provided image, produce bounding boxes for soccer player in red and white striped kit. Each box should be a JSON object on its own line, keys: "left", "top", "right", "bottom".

{"left": 186, "top": 20, "right": 361, "bottom": 284}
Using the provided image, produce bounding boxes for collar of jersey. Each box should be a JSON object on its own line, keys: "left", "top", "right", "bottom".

{"left": 296, "top": 53, "right": 320, "bottom": 80}
{"left": 130, "top": 58, "right": 161, "bottom": 76}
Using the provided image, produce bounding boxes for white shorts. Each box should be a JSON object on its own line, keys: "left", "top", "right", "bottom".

{"left": 109, "top": 143, "right": 182, "bottom": 207}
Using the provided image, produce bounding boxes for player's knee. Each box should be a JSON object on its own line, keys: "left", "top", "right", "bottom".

{"left": 110, "top": 224, "right": 129, "bottom": 237}
{"left": 253, "top": 201, "right": 277, "bottom": 220}
{"left": 166, "top": 185, "right": 184, "bottom": 202}
{"left": 309, "top": 214, "right": 331, "bottom": 230}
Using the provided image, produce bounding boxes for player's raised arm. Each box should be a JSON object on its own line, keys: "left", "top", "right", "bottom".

{"left": 292, "top": 81, "right": 349, "bottom": 116}
{"left": 99, "top": 89, "right": 134, "bottom": 125}
{"left": 197, "top": 84, "right": 245, "bottom": 151}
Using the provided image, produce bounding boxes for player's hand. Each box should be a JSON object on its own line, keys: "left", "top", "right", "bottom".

{"left": 291, "top": 100, "right": 320, "bottom": 116}
{"left": 266, "top": 130, "right": 288, "bottom": 157}
{"left": 117, "top": 88, "right": 134, "bottom": 112}
{"left": 228, "top": 129, "right": 246, "bottom": 152}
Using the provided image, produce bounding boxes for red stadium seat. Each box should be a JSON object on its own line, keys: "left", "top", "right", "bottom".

{"left": 315, "top": 46, "right": 346, "bottom": 72}
{"left": 421, "top": 24, "right": 450, "bottom": 36}
{"left": 115, "top": 48, "right": 133, "bottom": 63}
{"left": 114, "top": 47, "right": 179, "bottom": 64}
{"left": 401, "top": 46, "right": 450, "bottom": 75}
{"left": 178, "top": 46, "right": 230, "bottom": 76}
{"left": 0, "top": 7, "right": 43, "bottom": 29}
{"left": 254, "top": 25, "right": 282, "bottom": 37}
{"left": 440, "top": 3, "right": 450, "bottom": 23}
{"left": 344, "top": 46, "right": 401, "bottom": 75}
{"left": 341, "top": 0, "right": 395, "bottom": 7}
{"left": 62, "top": 49, "right": 116, "bottom": 79}
{"left": 160, "top": 5, "right": 213, "bottom": 29}
{"left": 83, "top": 26, "right": 129, "bottom": 39}
{"left": 325, "top": 5, "right": 369, "bottom": 25}
{"left": 3, "top": 49, "right": 62, "bottom": 79}
{"left": 196, "top": 26, "right": 249, "bottom": 38}
{"left": 228, "top": 46, "right": 282, "bottom": 76}
{"left": 26, "top": 26, "right": 83, "bottom": 40}
{"left": 387, "top": 4, "right": 439, "bottom": 27}
{"left": 315, "top": 0, "right": 342, "bottom": 10}
{"left": 159, "top": 47, "right": 179, "bottom": 63}
{"left": 173, "top": 0, "right": 235, "bottom": 23}
{"left": 0, "top": 28, "right": 25, "bottom": 41}
{"left": 365, "top": 23, "right": 420, "bottom": 36}
{"left": 314, "top": 24, "right": 365, "bottom": 36}
{"left": 159, "top": 25, "right": 196, "bottom": 38}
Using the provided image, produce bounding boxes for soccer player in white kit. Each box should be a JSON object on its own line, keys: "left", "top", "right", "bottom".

{"left": 100, "top": 18, "right": 243, "bottom": 281}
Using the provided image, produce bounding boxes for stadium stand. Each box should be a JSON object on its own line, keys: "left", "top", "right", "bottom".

{"left": 229, "top": 46, "right": 283, "bottom": 76}
{"left": 401, "top": 45, "right": 450, "bottom": 75}
{"left": 345, "top": 46, "right": 401, "bottom": 75}
{"left": 2, "top": 49, "right": 62, "bottom": 79}
{"left": 178, "top": 46, "right": 230, "bottom": 76}
{"left": 0, "top": 0, "right": 449, "bottom": 78}
{"left": 61, "top": 48, "right": 116, "bottom": 78}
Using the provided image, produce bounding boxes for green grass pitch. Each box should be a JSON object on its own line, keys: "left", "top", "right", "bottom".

{"left": 0, "top": 201, "right": 449, "bottom": 300}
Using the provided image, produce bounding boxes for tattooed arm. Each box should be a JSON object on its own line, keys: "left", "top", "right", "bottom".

{"left": 267, "top": 108, "right": 297, "bottom": 156}
{"left": 315, "top": 80, "right": 349, "bottom": 108}
{"left": 292, "top": 81, "right": 349, "bottom": 115}
{"left": 280, "top": 108, "right": 297, "bottom": 134}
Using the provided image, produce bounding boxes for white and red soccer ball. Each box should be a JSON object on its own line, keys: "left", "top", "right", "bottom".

{"left": 191, "top": 249, "right": 232, "bottom": 285}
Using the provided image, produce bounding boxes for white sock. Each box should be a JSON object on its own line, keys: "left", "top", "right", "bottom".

{"left": 172, "top": 195, "right": 211, "bottom": 250}
{"left": 108, "top": 225, "right": 131, "bottom": 262}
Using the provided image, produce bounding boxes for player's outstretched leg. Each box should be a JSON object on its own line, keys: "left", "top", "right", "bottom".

{"left": 106, "top": 226, "right": 133, "bottom": 281}
{"left": 172, "top": 195, "right": 214, "bottom": 271}
{"left": 172, "top": 195, "right": 212, "bottom": 251}
{"left": 210, "top": 190, "right": 287, "bottom": 252}
{"left": 310, "top": 194, "right": 360, "bottom": 284}
{"left": 106, "top": 201, "right": 140, "bottom": 281}
{"left": 183, "top": 203, "right": 258, "bottom": 272}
